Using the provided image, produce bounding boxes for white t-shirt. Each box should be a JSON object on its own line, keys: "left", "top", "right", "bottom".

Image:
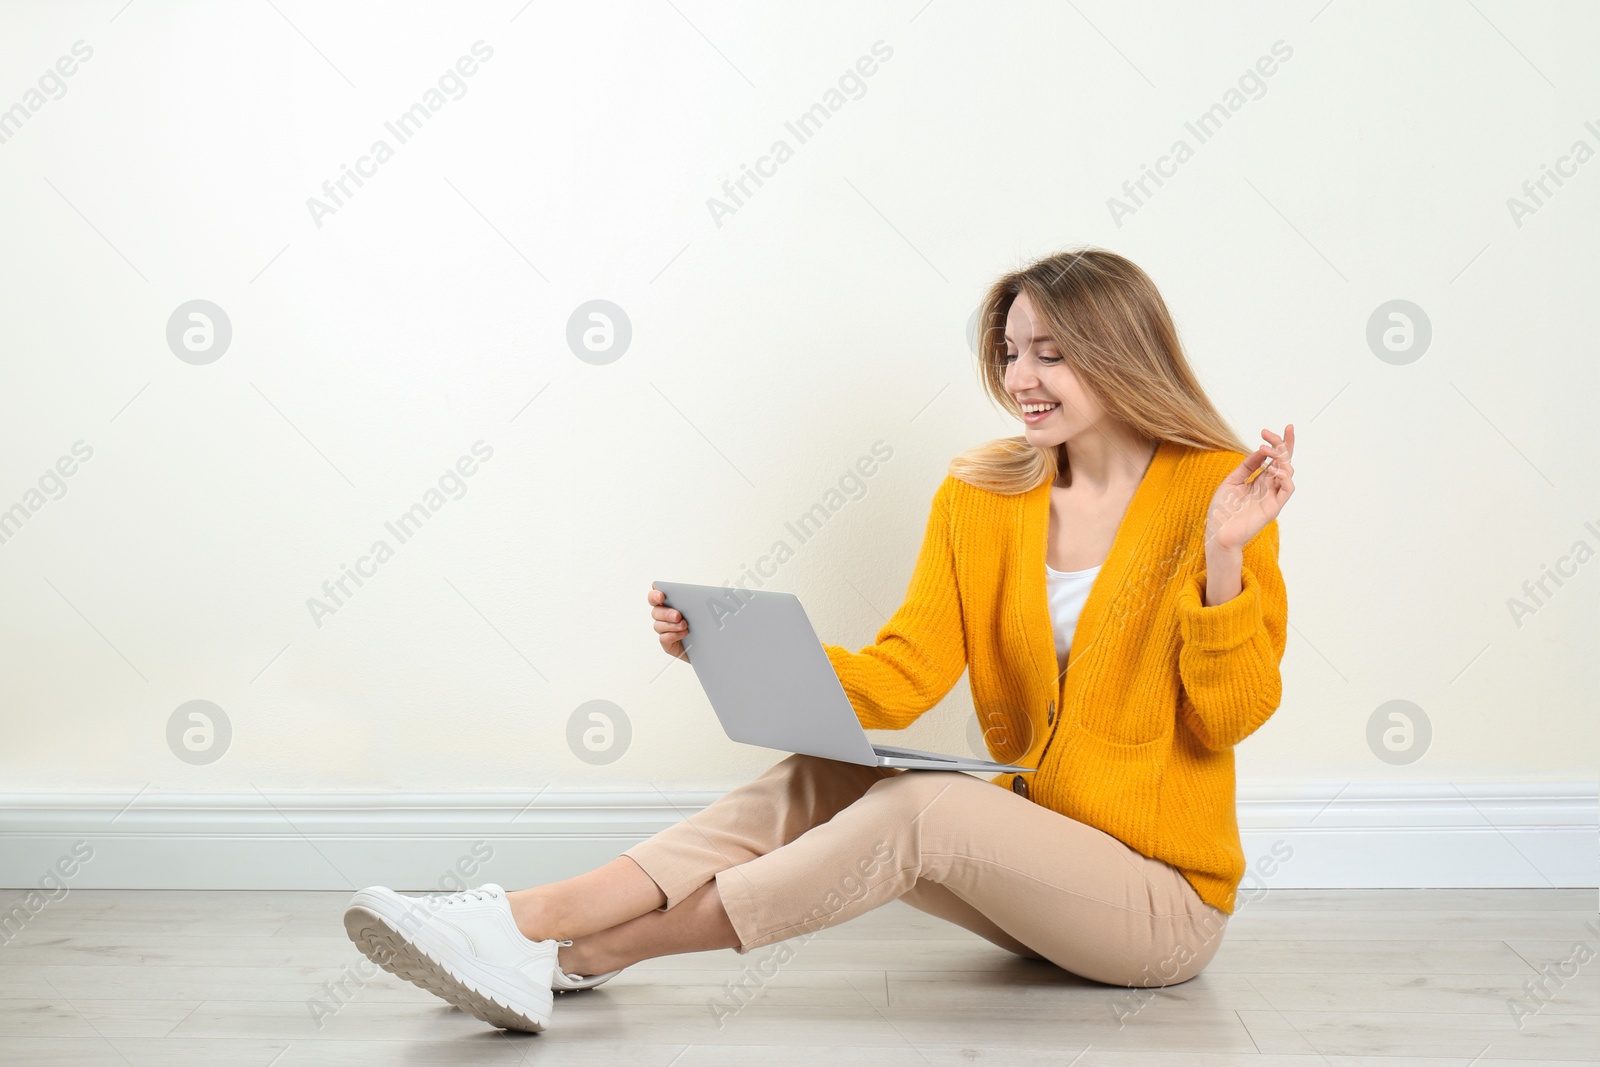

{"left": 1045, "top": 561, "right": 1102, "bottom": 673}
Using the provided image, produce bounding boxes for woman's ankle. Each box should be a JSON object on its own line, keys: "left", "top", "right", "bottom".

{"left": 506, "top": 887, "right": 564, "bottom": 943}
{"left": 558, "top": 935, "right": 616, "bottom": 977}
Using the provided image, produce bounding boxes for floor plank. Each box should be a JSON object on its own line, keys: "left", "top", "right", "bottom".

{"left": 0, "top": 887, "right": 1594, "bottom": 1062}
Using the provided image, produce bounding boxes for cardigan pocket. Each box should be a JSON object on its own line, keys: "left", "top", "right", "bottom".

{"left": 1049, "top": 719, "right": 1167, "bottom": 850}
{"left": 1073, "top": 696, "right": 1175, "bottom": 747}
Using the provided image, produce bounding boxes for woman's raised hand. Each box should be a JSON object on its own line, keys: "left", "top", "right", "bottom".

{"left": 1206, "top": 423, "right": 1296, "bottom": 552}
{"left": 648, "top": 585, "right": 690, "bottom": 662}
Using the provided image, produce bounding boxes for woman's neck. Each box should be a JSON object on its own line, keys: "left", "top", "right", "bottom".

{"left": 1056, "top": 429, "right": 1159, "bottom": 490}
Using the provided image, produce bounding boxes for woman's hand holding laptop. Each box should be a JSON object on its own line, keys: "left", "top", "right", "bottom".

{"left": 649, "top": 585, "right": 690, "bottom": 662}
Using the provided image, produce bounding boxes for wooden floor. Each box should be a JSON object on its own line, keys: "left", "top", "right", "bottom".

{"left": 0, "top": 887, "right": 1595, "bottom": 1064}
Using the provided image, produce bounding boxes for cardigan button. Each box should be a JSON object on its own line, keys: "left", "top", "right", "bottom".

{"left": 1047, "top": 700, "right": 1055, "bottom": 726}
{"left": 1011, "top": 775, "right": 1029, "bottom": 799}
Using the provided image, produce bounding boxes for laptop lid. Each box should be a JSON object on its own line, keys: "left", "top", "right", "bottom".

{"left": 653, "top": 581, "right": 882, "bottom": 765}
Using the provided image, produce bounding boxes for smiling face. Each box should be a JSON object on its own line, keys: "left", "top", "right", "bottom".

{"left": 1002, "top": 289, "right": 1109, "bottom": 447}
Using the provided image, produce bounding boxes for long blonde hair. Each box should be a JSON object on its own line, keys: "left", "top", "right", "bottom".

{"left": 949, "top": 247, "right": 1249, "bottom": 494}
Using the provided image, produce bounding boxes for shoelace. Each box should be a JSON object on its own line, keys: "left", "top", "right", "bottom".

{"left": 414, "top": 887, "right": 590, "bottom": 972}
{"left": 436, "top": 887, "right": 499, "bottom": 906}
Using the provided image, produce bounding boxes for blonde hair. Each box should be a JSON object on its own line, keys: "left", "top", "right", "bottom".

{"left": 949, "top": 247, "right": 1249, "bottom": 495}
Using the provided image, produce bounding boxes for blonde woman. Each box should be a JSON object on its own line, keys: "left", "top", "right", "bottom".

{"left": 344, "top": 247, "right": 1295, "bottom": 1033}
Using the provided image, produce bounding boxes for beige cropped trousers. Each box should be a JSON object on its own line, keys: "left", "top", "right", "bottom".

{"left": 621, "top": 753, "right": 1229, "bottom": 987}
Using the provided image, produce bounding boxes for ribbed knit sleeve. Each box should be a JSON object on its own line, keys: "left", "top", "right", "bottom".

{"left": 1173, "top": 518, "right": 1288, "bottom": 750}
{"left": 820, "top": 477, "right": 968, "bottom": 731}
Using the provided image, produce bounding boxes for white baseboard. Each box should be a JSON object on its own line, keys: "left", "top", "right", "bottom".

{"left": 1234, "top": 779, "right": 1596, "bottom": 892}
{"left": 0, "top": 780, "right": 1593, "bottom": 892}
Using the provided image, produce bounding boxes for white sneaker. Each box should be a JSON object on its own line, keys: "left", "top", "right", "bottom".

{"left": 342, "top": 882, "right": 558, "bottom": 1032}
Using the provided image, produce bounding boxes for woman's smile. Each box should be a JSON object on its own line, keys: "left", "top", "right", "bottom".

{"left": 1019, "top": 400, "right": 1060, "bottom": 424}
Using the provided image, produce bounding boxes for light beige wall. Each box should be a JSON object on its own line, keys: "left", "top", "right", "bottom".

{"left": 1, "top": 1, "right": 1594, "bottom": 799}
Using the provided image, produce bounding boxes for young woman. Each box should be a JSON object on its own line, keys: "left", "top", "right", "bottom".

{"left": 344, "top": 247, "right": 1295, "bottom": 1033}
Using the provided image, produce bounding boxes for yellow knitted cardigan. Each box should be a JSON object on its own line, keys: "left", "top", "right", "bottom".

{"left": 821, "top": 439, "right": 1288, "bottom": 914}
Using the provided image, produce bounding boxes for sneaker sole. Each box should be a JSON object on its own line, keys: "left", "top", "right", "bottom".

{"left": 343, "top": 903, "right": 552, "bottom": 1032}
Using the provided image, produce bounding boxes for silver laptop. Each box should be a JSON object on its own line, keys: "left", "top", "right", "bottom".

{"left": 655, "top": 580, "right": 1034, "bottom": 774}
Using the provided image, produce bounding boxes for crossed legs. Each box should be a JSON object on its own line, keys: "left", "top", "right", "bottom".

{"left": 504, "top": 752, "right": 895, "bottom": 976}
{"left": 500, "top": 752, "right": 1226, "bottom": 987}
{"left": 501, "top": 754, "right": 1040, "bottom": 979}
{"left": 505, "top": 855, "right": 737, "bottom": 976}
